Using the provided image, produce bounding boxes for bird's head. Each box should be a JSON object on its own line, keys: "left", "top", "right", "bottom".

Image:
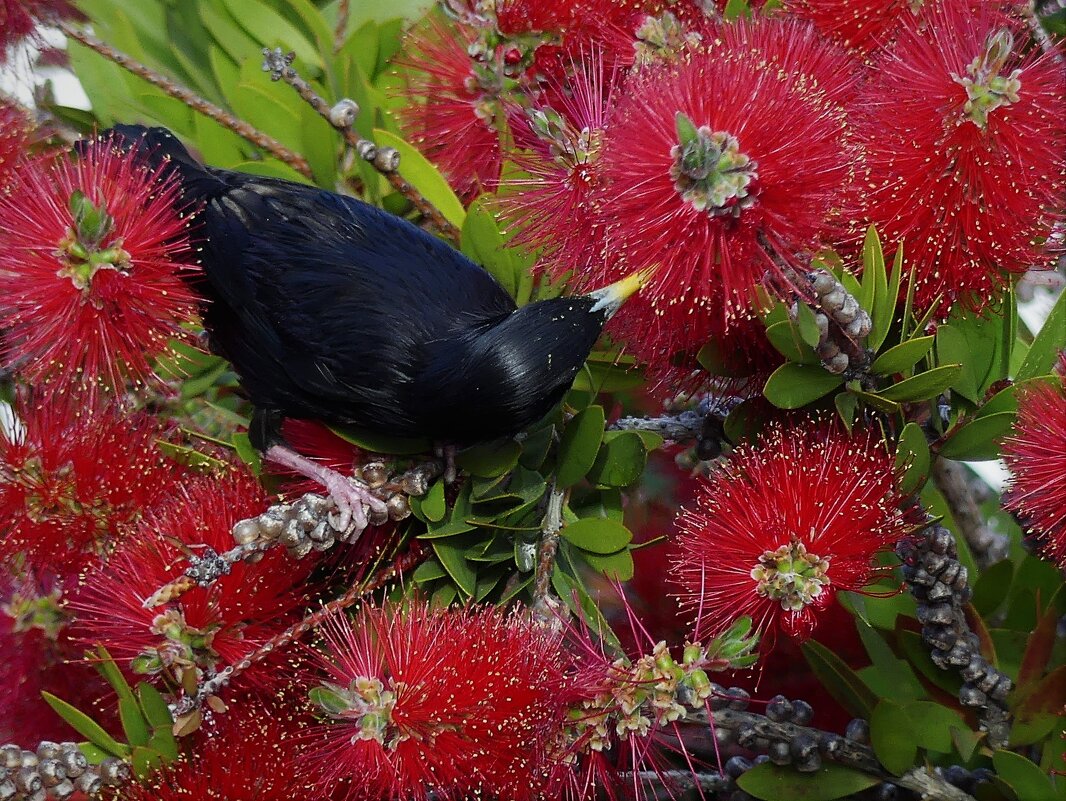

{"left": 414, "top": 268, "right": 652, "bottom": 442}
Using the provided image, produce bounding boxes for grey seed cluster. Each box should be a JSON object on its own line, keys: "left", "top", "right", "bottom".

{"left": 898, "top": 524, "right": 1012, "bottom": 748}
{"left": 0, "top": 743, "right": 128, "bottom": 800}
{"left": 801, "top": 269, "right": 873, "bottom": 376}
{"left": 231, "top": 461, "right": 440, "bottom": 559}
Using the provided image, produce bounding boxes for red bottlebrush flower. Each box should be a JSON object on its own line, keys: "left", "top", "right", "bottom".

{"left": 1002, "top": 359, "right": 1066, "bottom": 568}
{"left": 301, "top": 601, "right": 567, "bottom": 801}
{"left": 0, "top": 101, "right": 30, "bottom": 185}
{"left": 0, "top": 136, "right": 200, "bottom": 393}
{"left": 117, "top": 704, "right": 317, "bottom": 801}
{"left": 501, "top": 55, "right": 614, "bottom": 265}
{"left": 0, "top": 395, "right": 184, "bottom": 573}
{"left": 671, "top": 421, "right": 913, "bottom": 643}
{"left": 780, "top": 0, "right": 916, "bottom": 53}
{"left": 0, "top": 0, "right": 79, "bottom": 61}
{"left": 72, "top": 470, "right": 314, "bottom": 685}
{"left": 398, "top": 18, "right": 504, "bottom": 202}
{"left": 0, "top": 569, "right": 116, "bottom": 744}
{"left": 854, "top": 6, "right": 1066, "bottom": 315}
{"left": 579, "top": 21, "right": 858, "bottom": 362}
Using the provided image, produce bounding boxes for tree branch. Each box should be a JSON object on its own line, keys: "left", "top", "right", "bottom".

{"left": 533, "top": 483, "right": 565, "bottom": 604}
{"left": 930, "top": 457, "right": 1009, "bottom": 570}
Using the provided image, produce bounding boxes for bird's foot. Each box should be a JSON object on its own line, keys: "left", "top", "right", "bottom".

{"left": 265, "top": 445, "right": 388, "bottom": 538}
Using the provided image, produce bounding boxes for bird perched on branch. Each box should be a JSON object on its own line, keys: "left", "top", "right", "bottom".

{"left": 102, "top": 125, "right": 646, "bottom": 536}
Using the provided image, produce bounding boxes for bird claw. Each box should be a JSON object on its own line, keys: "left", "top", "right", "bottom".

{"left": 322, "top": 473, "right": 387, "bottom": 539}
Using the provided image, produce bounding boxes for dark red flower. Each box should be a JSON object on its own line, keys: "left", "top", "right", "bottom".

{"left": 780, "top": 0, "right": 916, "bottom": 53}
{"left": 1002, "top": 357, "right": 1066, "bottom": 568}
{"left": 576, "top": 20, "right": 858, "bottom": 363}
{"left": 117, "top": 703, "right": 318, "bottom": 801}
{"left": 0, "top": 136, "right": 200, "bottom": 392}
{"left": 0, "top": 0, "right": 79, "bottom": 61}
{"left": 0, "top": 569, "right": 115, "bottom": 744}
{"left": 300, "top": 601, "right": 567, "bottom": 800}
{"left": 854, "top": 5, "right": 1066, "bottom": 315}
{"left": 0, "top": 101, "right": 30, "bottom": 185}
{"left": 72, "top": 470, "right": 314, "bottom": 685}
{"left": 398, "top": 18, "right": 504, "bottom": 202}
{"left": 671, "top": 421, "right": 913, "bottom": 644}
{"left": 0, "top": 395, "right": 184, "bottom": 573}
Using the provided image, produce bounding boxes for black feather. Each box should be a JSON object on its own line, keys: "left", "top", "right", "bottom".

{"left": 105, "top": 125, "right": 616, "bottom": 447}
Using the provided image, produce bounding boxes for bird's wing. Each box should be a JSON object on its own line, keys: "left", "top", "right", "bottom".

{"left": 196, "top": 175, "right": 516, "bottom": 433}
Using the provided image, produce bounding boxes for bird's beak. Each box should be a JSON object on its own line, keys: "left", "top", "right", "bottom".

{"left": 587, "top": 267, "right": 655, "bottom": 319}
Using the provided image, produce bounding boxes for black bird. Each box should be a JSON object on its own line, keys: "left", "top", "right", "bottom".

{"left": 105, "top": 125, "right": 646, "bottom": 534}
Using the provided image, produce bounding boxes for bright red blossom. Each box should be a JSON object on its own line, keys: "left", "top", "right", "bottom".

{"left": 781, "top": 0, "right": 915, "bottom": 53}
{"left": 302, "top": 601, "right": 567, "bottom": 801}
{"left": 1002, "top": 356, "right": 1066, "bottom": 569}
{"left": 72, "top": 470, "right": 314, "bottom": 683}
{"left": 580, "top": 20, "right": 858, "bottom": 362}
{"left": 0, "top": 396, "right": 184, "bottom": 573}
{"left": 671, "top": 421, "right": 913, "bottom": 643}
{"left": 854, "top": 5, "right": 1066, "bottom": 314}
{"left": 0, "top": 0, "right": 78, "bottom": 61}
{"left": 0, "top": 102, "right": 30, "bottom": 185}
{"left": 0, "top": 137, "right": 200, "bottom": 392}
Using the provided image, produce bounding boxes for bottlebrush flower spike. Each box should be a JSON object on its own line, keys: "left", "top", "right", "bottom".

{"left": 854, "top": 6, "right": 1066, "bottom": 315}
{"left": 0, "top": 135, "right": 200, "bottom": 393}
{"left": 302, "top": 601, "right": 567, "bottom": 801}
{"left": 671, "top": 421, "right": 914, "bottom": 643}
{"left": 0, "top": 101, "right": 30, "bottom": 185}
{"left": 780, "top": 0, "right": 916, "bottom": 53}
{"left": 72, "top": 470, "right": 315, "bottom": 685}
{"left": 398, "top": 17, "right": 504, "bottom": 201}
{"left": 0, "top": 395, "right": 184, "bottom": 573}
{"left": 0, "top": 0, "right": 80, "bottom": 61}
{"left": 1002, "top": 356, "right": 1066, "bottom": 569}
{"left": 580, "top": 20, "right": 858, "bottom": 363}
{"left": 118, "top": 704, "right": 316, "bottom": 800}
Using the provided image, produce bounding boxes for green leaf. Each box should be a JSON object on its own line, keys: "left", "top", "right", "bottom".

{"left": 976, "top": 376, "right": 1056, "bottom": 418}
{"left": 870, "top": 336, "right": 934, "bottom": 376}
{"left": 136, "top": 682, "right": 172, "bottom": 730}
{"left": 901, "top": 701, "right": 967, "bottom": 752}
{"left": 412, "top": 559, "right": 448, "bottom": 583}
{"left": 859, "top": 225, "right": 885, "bottom": 317}
{"left": 580, "top": 548, "right": 635, "bottom": 581}
{"left": 877, "top": 364, "right": 962, "bottom": 402}
{"left": 935, "top": 324, "right": 981, "bottom": 402}
{"left": 938, "top": 412, "right": 1014, "bottom": 461}
{"left": 431, "top": 538, "right": 477, "bottom": 597}
{"left": 42, "top": 692, "right": 131, "bottom": 758}
{"left": 849, "top": 388, "right": 902, "bottom": 416}
{"left": 327, "top": 424, "right": 431, "bottom": 455}
{"left": 309, "top": 685, "right": 350, "bottom": 715}
{"left": 1016, "top": 286, "right": 1066, "bottom": 380}
{"left": 869, "top": 243, "right": 904, "bottom": 353}
{"left": 870, "top": 699, "right": 918, "bottom": 775}
{"left": 697, "top": 338, "right": 757, "bottom": 376}
{"left": 737, "top": 762, "right": 879, "bottom": 801}
{"left": 763, "top": 363, "right": 844, "bottom": 409}
{"left": 895, "top": 422, "right": 931, "bottom": 494}
{"left": 971, "top": 559, "right": 1013, "bottom": 617}
{"left": 722, "top": 0, "right": 752, "bottom": 21}
{"left": 220, "top": 0, "right": 323, "bottom": 69}
{"left": 834, "top": 392, "right": 857, "bottom": 431}
{"left": 231, "top": 431, "right": 262, "bottom": 475}
{"left": 457, "top": 439, "right": 521, "bottom": 478}
{"left": 119, "top": 696, "right": 150, "bottom": 748}
{"left": 131, "top": 746, "right": 164, "bottom": 779}
{"left": 795, "top": 303, "right": 822, "bottom": 348}
{"left": 461, "top": 198, "right": 522, "bottom": 299}
{"left": 801, "top": 640, "right": 878, "bottom": 719}
{"left": 79, "top": 743, "right": 112, "bottom": 765}
{"left": 420, "top": 479, "right": 446, "bottom": 522}
{"left": 993, "top": 750, "right": 1059, "bottom": 801}
{"left": 556, "top": 405, "right": 606, "bottom": 488}
{"left": 765, "top": 320, "right": 818, "bottom": 364}
{"left": 92, "top": 646, "right": 137, "bottom": 707}
{"left": 373, "top": 128, "right": 466, "bottom": 229}
{"left": 560, "top": 518, "right": 633, "bottom": 554}
{"left": 587, "top": 432, "right": 647, "bottom": 488}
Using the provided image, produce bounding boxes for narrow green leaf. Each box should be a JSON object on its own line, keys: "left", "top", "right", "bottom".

{"left": 901, "top": 701, "right": 968, "bottom": 752}
{"left": 119, "top": 696, "right": 150, "bottom": 748}
{"left": 870, "top": 700, "right": 918, "bottom": 775}
{"left": 870, "top": 336, "right": 934, "bottom": 376}
{"left": 765, "top": 320, "right": 819, "bottom": 364}
{"left": 935, "top": 324, "right": 980, "bottom": 402}
{"left": 859, "top": 225, "right": 885, "bottom": 316}
{"left": 580, "top": 548, "right": 635, "bottom": 581}
{"left": 895, "top": 422, "right": 930, "bottom": 494}
{"left": 801, "top": 640, "right": 878, "bottom": 718}
{"left": 136, "top": 682, "right": 172, "bottom": 730}
{"left": 560, "top": 518, "right": 633, "bottom": 554}
{"left": 993, "top": 750, "right": 1059, "bottom": 801}
{"left": 1016, "top": 286, "right": 1066, "bottom": 380}
{"left": 763, "top": 363, "right": 844, "bottom": 409}
{"left": 938, "top": 412, "right": 1014, "bottom": 461}
{"left": 795, "top": 303, "right": 822, "bottom": 348}
{"left": 878, "top": 364, "right": 963, "bottom": 402}
{"left": 587, "top": 432, "right": 646, "bottom": 488}
{"left": 327, "top": 424, "right": 431, "bottom": 455}
{"left": 457, "top": 439, "right": 521, "bottom": 478}
{"left": 231, "top": 431, "right": 262, "bottom": 475}
{"left": 722, "top": 0, "right": 751, "bottom": 20}
{"left": 556, "top": 405, "right": 606, "bottom": 488}
{"left": 42, "top": 692, "right": 131, "bottom": 758}
{"left": 131, "top": 746, "right": 163, "bottom": 779}
{"left": 869, "top": 243, "right": 904, "bottom": 353}
{"left": 373, "top": 128, "right": 466, "bottom": 229}
{"left": 431, "top": 539, "right": 477, "bottom": 597}
{"left": 421, "top": 479, "right": 446, "bottom": 522}
{"left": 834, "top": 392, "right": 857, "bottom": 431}
{"left": 849, "top": 388, "right": 902, "bottom": 416}
{"left": 93, "top": 646, "right": 137, "bottom": 707}
{"left": 737, "top": 762, "right": 879, "bottom": 801}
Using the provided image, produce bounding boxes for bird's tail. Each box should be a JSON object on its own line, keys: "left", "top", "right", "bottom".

{"left": 92, "top": 124, "right": 223, "bottom": 198}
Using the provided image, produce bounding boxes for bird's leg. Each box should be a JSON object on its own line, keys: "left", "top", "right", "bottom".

{"left": 264, "top": 445, "right": 388, "bottom": 535}
{"left": 434, "top": 443, "right": 457, "bottom": 484}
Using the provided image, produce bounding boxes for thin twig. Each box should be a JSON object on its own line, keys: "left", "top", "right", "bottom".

{"left": 58, "top": 22, "right": 314, "bottom": 179}
{"left": 610, "top": 411, "right": 706, "bottom": 443}
{"left": 930, "top": 458, "right": 1009, "bottom": 569}
{"left": 533, "top": 484, "right": 565, "bottom": 604}
{"left": 333, "top": 0, "right": 351, "bottom": 52}
{"left": 261, "top": 48, "right": 462, "bottom": 242}
{"left": 1024, "top": 0, "right": 1066, "bottom": 64}
{"left": 172, "top": 544, "right": 427, "bottom": 718}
